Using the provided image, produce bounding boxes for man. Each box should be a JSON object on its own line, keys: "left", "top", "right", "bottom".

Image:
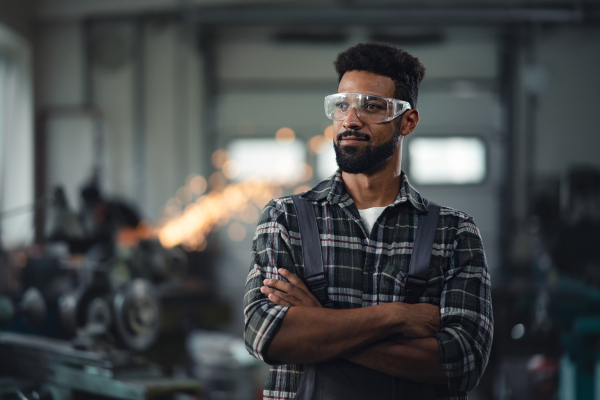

{"left": 243, "top": 43, "right": 493, "bottom": 399}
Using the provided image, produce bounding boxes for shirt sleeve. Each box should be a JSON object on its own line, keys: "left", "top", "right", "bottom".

{"left": 434, "top": 216, "right": 494, "bottom": 392}
{"left": 243, "top": 198, "right": 295, "bottom": 364}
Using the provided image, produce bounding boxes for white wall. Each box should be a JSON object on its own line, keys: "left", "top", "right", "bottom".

{"left": 0, "top": 24, "right": 34, "bottom": 248}
{"left": 36, "top": 20, "right": 205, "bottom": 222}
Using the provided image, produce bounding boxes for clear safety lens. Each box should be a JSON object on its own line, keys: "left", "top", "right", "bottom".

{"left": 324, "top": 92, "right": 411, "bottom": 123}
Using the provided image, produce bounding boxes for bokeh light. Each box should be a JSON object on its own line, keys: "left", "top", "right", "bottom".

{"left": 228, "top": 222, "right": 247, "bottom": 242}
{"left": 275, "top": 127, "right": 295, "bottom": 145}
{"left": 301, "top": 164, "right": 313, "bottom": 182}
{"left": 240, "top": 204, "right": 259, "bottom": 224}
{"left": 294, "top": 185, "right": 311, "bottom": 195}
{"left": 158, "top": 180, "right": 282, "bottom": 249}
{"left": 324, "top": 125, "right": 334, "bottom": 141}
{"left": 222, "top": 160, "right": 242, "bottom": 180}
{"left": 211, "top": 149, "right": 228, "bottom": 169}
{"left": 209, "top": 171, "right": 227, "bottom": 191}
{"left": 176, "top": 187, "right": 193, "bottom": 205}
{"left": 189, "top": 175, "right": 207, "bottom": 196}
{"left": 309, "top": 135, "right": 326, "bottom": 154}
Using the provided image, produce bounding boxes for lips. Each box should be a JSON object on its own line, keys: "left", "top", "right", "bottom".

{"left": 341, "top": 136, "right": 368, "bottom": 141}
{"left": 338, "top": 131, "right": 370, "bottom": 142}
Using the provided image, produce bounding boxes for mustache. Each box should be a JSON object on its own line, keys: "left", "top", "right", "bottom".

{"left": 337, "top": 130, "right": 370, "bottom": 141}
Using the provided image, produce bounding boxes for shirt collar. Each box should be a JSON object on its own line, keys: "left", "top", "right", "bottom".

{"left": 301, "top": 170, "right": 428, "bottom": 214}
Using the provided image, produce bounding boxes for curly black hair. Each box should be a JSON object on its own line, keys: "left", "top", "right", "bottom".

{"left": 334, "top": 43, "right": 426, "bottom": 109}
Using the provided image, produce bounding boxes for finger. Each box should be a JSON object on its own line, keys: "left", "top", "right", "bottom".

{"left": 262, "top": 286, "right": 303, "bottom": 305}
{"left": 266, "top": 287, "right": 302, "bottom": 306}
{"left": 267, "top": 293, "right": 292, "bottom": 307}
{"left": 278, "top": 268, "right": 309, "bottom": 289}
{"left": 264, "top": 279, "right": 306, "bottom": 297}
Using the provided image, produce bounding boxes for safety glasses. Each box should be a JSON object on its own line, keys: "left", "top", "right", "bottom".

{"left": 324, "top": 92, "right": 411, "bottom": 123}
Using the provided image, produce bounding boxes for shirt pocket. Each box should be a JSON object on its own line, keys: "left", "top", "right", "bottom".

{"left": 380, "top": 257, "right": 410, "bottom": 303}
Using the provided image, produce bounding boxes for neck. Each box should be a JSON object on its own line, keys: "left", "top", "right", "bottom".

{"left": 341, "top": 144, "right": 403, "bottom": 210}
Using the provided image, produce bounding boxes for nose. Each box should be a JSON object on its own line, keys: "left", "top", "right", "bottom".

{"left": 342, "top": 106, "right": 364, "bottom": 130}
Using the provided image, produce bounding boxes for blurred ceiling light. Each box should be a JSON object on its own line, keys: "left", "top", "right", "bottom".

{"left": 222, "top": 160, "right": 241, "bottom": 180}
{"left": 189, "top": 175, "right": 207, "bottom": 196}
{"left": 309, "top": 135, "right": 326, "bottom": 154}
{"left": 237, "top": 120, "right": 255, "bottom": 136}
{"left": 228, "top": 222, "right": 247, "bottom": 242}
{"left": 273, "top": 31, "right": 347, "bottom": 45}
{"left": 324, "top": 125, "right": 334, "bottom": 141}
{"left": 211, "top": 149, "right": 228, "bottom": 169}
{"left": 408, "top": 137, "right": 486, "bottom": 185}
{"left": 369, "top": 31, "right": 445, "bottom": 46}
{"left": 176, "top": 187, "right": 193, "bottom": 205}
{"left": 275, "top": 127, "right": 296, "bottom": 145}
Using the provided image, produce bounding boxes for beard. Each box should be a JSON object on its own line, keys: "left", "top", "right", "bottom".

{"left": 333, "top": 129, "right": 401, "bottom": 175}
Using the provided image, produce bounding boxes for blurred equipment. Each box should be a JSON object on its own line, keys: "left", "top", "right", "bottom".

{"left": 187, "top": 331, "right": 265, "bottom": 400}
{"left": 0, "top": 331, "right": 200, "bottom": 400}
{"left": 531, "top": 165, "right": 600, "bottom": 400}
{"left": 552, "top": 166, "right": 600, "bottom": 285}
{"left": 0, "top": 288, "right": 46, "bottom": 329}
{"left": 491, "top": 165, "right": 600, "bottom": 400}
{"left": 44, "top": 186, "right": 84, "bottom": 243}
{"left": 0, "top": 175, "right": 225, "bottom": 399}
{"left": 112, "top": 279, "right": 160, "bottom": 352}
{"left": 58, "top": 276, "right": 160, "bottom": 353}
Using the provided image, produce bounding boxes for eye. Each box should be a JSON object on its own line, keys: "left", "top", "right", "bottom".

{"left": 335, "top": 101, "right": 349, "bottom": 111}
{"left": 363, "top": 102, "right": 385, "bottom": 112}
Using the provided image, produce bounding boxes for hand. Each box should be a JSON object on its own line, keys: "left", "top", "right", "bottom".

{"left": 396, "top": 303, "right": 441, "bottom": 338}
{"left": 261, "top": 268, "right": 322, "bottom": 308}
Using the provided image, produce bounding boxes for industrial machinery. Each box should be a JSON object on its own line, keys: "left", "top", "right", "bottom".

{"left": 0, "top": 184, "right": 222, "bottom": 399}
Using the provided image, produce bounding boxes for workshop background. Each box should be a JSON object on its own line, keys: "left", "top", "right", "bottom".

{"left": 1, "top": 0, "right": 600, "bottom": 399}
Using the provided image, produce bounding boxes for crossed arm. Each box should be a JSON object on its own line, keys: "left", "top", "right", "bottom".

{"left": 261, "top": 268, "right": 447, "bottom": 385}
{"left": 244, "top": 201, "right": 493, "bottom": 392}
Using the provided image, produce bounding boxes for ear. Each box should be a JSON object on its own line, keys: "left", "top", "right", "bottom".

{"left": 400, "top": 109, "right": 419, "bottom": 137}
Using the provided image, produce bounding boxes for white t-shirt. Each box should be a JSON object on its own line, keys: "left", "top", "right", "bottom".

{"left": 358, "top": 206, "right": 387, "bottom": 235}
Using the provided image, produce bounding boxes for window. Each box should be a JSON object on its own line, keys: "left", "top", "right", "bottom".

{"left": 227, "top": 139, "right": 306, "bottom": 184}
{"left": 315, "top": 141, "right": 337, "bottom": 181}
{"left": 408, "top": 137, "right": 486, "bottom": 185}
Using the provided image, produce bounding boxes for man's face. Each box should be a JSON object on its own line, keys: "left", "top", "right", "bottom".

{"left": 333, "top": 70, "right": 402, "bottom": 175}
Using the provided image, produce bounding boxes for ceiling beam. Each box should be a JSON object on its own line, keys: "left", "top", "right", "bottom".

{"left": 186, "top": 7, "right": 585, "bottom": 25}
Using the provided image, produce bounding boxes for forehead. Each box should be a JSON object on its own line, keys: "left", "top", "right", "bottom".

{"left": 338, "top": 70, "right": 395, "bottom": 99}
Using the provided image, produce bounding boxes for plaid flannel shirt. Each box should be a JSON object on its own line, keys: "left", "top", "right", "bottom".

{"left": 243, "top": 171, "right": 493, "bottom": 400}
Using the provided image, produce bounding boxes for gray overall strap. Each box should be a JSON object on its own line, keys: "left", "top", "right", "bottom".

{"left": 290, "top": 195, "right": 331, "bottom": 307}
{"left": 405, "top": 199, "right": 441, "bottom": 304}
